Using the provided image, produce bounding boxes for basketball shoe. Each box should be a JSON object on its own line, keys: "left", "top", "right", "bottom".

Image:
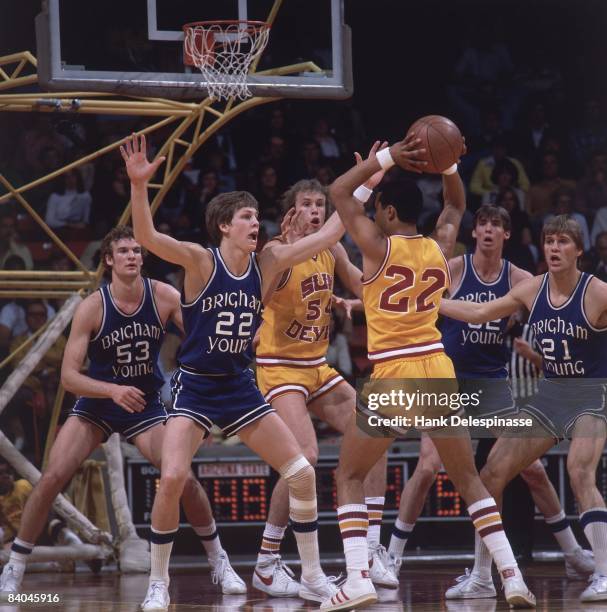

{"left": 141, "top": 580, "right": 169, "bottom": 611}
{"left": 210, "top": 551, "right": 246, "bottom": 594}
{"left": 565, "top": 547, "right": 595, "bottom": 580}
{"left": 445, "top": 568, "right": 496, "bottom": 600}
{"left": 252, "top": 553, "right": 300, "bottom": 597}
{"left": 369, "top": 544, "right": 399, "bottom": 588}
{"left": 320, "top": 570, "right": 377, "bottom": 611}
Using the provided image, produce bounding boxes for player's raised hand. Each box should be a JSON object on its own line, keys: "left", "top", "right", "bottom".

{"left": 389, "top": 134, "right": 428, "bottom": 174}
{"left": 280, "top": 207, "right": 310, "bottom": 241}
{"left": 120, "top": 133, "right": 166, "bottom": 185}
{"left": 111, "top": 384, "right": 146, "bottom": 413}
{"left": 354, "top": 140, "right": 390, "bottom": 190}
{"left": 331, "top": 295, "right": 354, "bottom": 319}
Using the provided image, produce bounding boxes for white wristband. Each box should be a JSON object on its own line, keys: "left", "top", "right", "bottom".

{"left": 376, "top": 147, "right": 395, "bottom": 171}
{"left": 442, "top": 163, "right": 458, "bottom": 175}
{"left": 353, "top": 184, "right": 373, "bottom": 203}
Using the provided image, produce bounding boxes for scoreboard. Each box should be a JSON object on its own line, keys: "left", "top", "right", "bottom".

{"left": 126, "top": 446, "right": 601, "bottom": 528}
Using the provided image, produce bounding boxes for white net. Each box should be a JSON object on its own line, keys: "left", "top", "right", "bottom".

{"left": 184, "top": 21, "right": 270, "bottom": 101}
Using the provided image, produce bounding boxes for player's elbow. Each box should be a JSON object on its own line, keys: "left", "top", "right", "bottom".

{"left": 60, "top": 369, "right": 75, "bottom": 393}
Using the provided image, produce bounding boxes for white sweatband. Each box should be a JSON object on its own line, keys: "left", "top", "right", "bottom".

{"left": 442, "top": 163, "right": 458, "bottom": 175}
{"left": 353, "top": 184, "right": 373, "bottom": 203}
{"left": 376, "top": 147, "right": 395, "bottom": 171}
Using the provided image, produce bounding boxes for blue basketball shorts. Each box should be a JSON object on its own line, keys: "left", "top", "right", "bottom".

{"left": 169, "top": 366, "right": 274, "bottom": 437}
{"left": 457, "top": 371, "right": 516, "bottom": 419}
{"left": 520, "top": 378, "right": 607, "bottom": 440}
{"left": 68, "top": 390, "right": 167, "bottom": 441}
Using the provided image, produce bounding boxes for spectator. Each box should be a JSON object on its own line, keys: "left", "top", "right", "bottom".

{"left": 481, "top": 158, "right": 526, "bottom": 209}
{"left": 469, "top": 137, "right": 530, "bottom": 201}
{"left": 255, "top": 165, "right": 282, "bottom": 236}
{"left": 0, "top": 286, "right": 55, "bottom": 356}
{"left": 495, "top": 188, "right": 537, "bottom": 272}
{"left": 545, "top": 188, "right": 591, "bottom": 252}
{"left": 512, "top": 100, "right": 555, "bottom": 170}
{"left": 44, "top": 169, "right": 92, "bottom": 231}
{"left": 0, "top": 458, "right": 91, "bottom": 556}
{"left": 326, "top": 312, "right": 353, "bottom": 380}
{"left": 292, "top": 140, "right": 324, "bottom": 181}
{"left": 591, "top": 206, "right": 607, "bottom": 247}
{"left": 525, "top": 152, "right": 576, "bottom": 222}
{"left": 576, "top": 150, "right": 607, "bottom": 220}
{"left": 0, "top": 210, "right": 33, "bottom": 270}
{"left": 313, "top": 118, "right": 341, "bottom": 159}
{"left": 4, "top": 300, "right": 64, "bottom": 456}
{"left": 569, "top": 97, "right": 607, "bottom": 170}
{"left": 591, "top": 232, "right": 607, "bottom": 282}
{"left": 315, "top": 165, "right": 336, "bottom": 187}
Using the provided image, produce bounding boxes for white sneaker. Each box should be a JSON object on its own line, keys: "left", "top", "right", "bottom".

{"left": 210, "top": 551, "right": 246, "bottom": 594}
{"left": 564, "top": 547, "right": 594, "bottom": 580}
{"left": 141, "top": 580, "right": 169, "bottom": 611}
{"left": 581, "top": 574, "right": 607, "bottom": 602}
{"left": 320, "top": 570, "right": 377, "bottom": 611}
{"left": 252, "top": 554, "right": 300, "bottom": 597}
{"left": 500, "top": 568, "right": 536, "bottom": 608}
{"left": 299, "top": 573, "right": 340, "bottom": 602}
{"left": 0, "top": 562, "right": 24, "bottom": 598}
{"left": 445, "top": 568, "right": 496, "bottom": 600}
{"left": 369, "top": 544, "right": 399, "bottom": 588}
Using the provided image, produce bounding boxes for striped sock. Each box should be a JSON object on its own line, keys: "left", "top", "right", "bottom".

{"left": 338, "top": 504, "right": 369, "bottom": 576}
{"left": 469, "top": 498, "right": 517, "bottom": 576}
{"left": 388, "top": 518, "right": 415, "bottom": 558}
{"left": 545, "top": 511, "right": 579, "bottom": 554}
{"left": 257, "top": 522, "right": 286, "bottom": 566}
{"left": 193, "top": 521, "right": 223, "bottom": 562}
{"left": 8, "top": 537, "right": 34, "bottom": 569}
{"left": 150, "top": 527, "right": 177, "bottom": 585}
{"left": 581, "top": 507, "right": 607, "bottom": 575}
{"left": 366, "top": 496, "right": 385, "bottom": 550}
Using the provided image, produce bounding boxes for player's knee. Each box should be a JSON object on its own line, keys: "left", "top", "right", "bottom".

{"left": 567, "top": 463, "right": 594, "bottom": 495}
{"left": 520, "top": 460, "right": 547, "bottom": 489}
{"left": 479, "top": 462, "right": 507, "bottom": 495}
{"left": 160, "top": 466, "right": 190, "bottom": 495}
{"left": 300, "top": 444, "right": 319, "bottom": 467}
{"left": 39, "top": 468, "right": 69, "bottom": 498}
{"left": 282, "top": 457, "right": 315, "bottom": 491}
{"left": 182, "top": 470, "right": 201, "bottom": 495}
{"left": 335, "top": 459, "right": 368, "bottom": 487}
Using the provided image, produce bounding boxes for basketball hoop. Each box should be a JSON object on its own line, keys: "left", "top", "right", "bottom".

{"left": 183, "top": 20, "right": 270, "bottom": 101}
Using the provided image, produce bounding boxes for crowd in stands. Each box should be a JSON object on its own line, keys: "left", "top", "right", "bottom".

{"left": 1, "top": 24, "right": 607, "bottom": 462}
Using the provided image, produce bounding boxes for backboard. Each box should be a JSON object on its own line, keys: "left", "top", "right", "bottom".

{"left": 35, "top": 0, "right": 352, "bottom": 100}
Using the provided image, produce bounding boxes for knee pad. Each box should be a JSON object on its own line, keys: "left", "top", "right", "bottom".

{"left": 279, "top": 455, "right": 317, "bottom": 522}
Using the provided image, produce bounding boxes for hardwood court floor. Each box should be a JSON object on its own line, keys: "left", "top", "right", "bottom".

{"left": 4, "top": 563, "right": 605, "bottom": 611}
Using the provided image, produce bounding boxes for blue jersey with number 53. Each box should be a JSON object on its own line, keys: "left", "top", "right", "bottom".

{"left": 88, "top": 277, "right": 165, "bottom": 393}
{"left": 178, "top": 248, "right": 263, "bottom": 375}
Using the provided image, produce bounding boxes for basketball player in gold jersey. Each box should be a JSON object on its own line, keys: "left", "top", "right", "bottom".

{"left": 319, "top": 136, "right": 535, "bottom": 611}
{"left": 253, "top": 152, "right": 393, "bottom": 596}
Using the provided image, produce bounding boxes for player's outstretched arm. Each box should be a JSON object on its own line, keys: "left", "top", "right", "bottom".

{"left": 258, "top": 208, "right": 346, "bottom": 283}
{"left": 61, "top": 296, "right": 146, "bottom": 413}
{"left": 440, "top": 276, "right": 536, "bottom": 324}
{"left": 434, "top": 140, "right": 467, "bottom": 259}
{"left": 121, "top": 134, "right": 207, "bottom": 273}
{"left": 330, "top": 137, "right": 427, "bottom": 263}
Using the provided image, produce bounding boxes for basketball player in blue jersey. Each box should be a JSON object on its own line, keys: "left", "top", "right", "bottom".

{"left": 122, "top": 132, "right": 393, "bottom": 611}
{"left": 385, "top": 206, "right": 593, "bottom": 595}
{"left": 440, "top": 215, "right": 607, "bottom": 602}
{"left": 0, "top": 226, "right": 246, "bottom": 599}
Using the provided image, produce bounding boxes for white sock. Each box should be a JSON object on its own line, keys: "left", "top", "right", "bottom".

{"left": 468, "top": 498, "right": 517, "bottom": 574}
{"left": 545, "top": 511, "right": 579, "bottom": 554}
{"left": 388, "top": 518, "right": 415, "bottom": 558}
{"left": 338, "top": 504, "right": 369, "bottom": 577}
{"left": 291, "top": 515, "right": 323, "bottom": 583}
{"left": 581, "top": 508, "right": 607, "bottom": 575}
{"left": 9, "top": 538, "right": 34, "bottom": 568}
{"left": 366, "top": 496, "right": 385, "bottom": 551}
{"left": 257, "top": 523, "right": 286, "bottom": 567}
{"left": 193, "top": 521, "right": 224, "bottom": 563}
{"left": 150, "top": 528, "right": 177, "bottom": 585}
{"left": 472, "top": 530, "right": 493, "bottom": 580}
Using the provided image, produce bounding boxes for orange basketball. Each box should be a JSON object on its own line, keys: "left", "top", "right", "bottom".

{"left": 407, "top": 115, "right": 463, "bottom": 174}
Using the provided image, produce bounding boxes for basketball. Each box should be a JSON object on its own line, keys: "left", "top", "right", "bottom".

{"left": 407, "top": 115, "right": 464, "bottom": 174}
